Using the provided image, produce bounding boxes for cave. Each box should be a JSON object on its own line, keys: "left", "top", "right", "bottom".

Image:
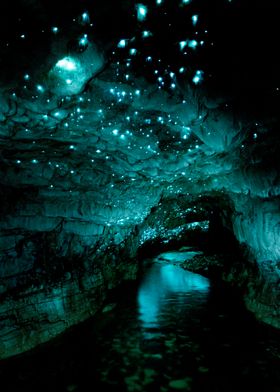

{"left": 0, "top": 0, "right": 280, "bottom": 390}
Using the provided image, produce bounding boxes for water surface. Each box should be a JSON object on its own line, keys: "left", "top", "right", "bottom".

{"left": 0, "top": 254, "right": 279, "bottom": 392}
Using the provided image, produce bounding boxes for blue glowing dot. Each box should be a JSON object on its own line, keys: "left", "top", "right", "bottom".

{"left": 156, "top": 0, "right": 163, "bottom": 4}
{"left": 192, "top": 15, "right": 198, "bottom": 26}
{"left": 52, "top": 27, "right": 59, "bottom": 34}
{"left": 118, "top": 39, "right": 127, "bottom": 48}
{"left": 36, "top": 85, "right": 44, "bottom": 93}
{"left": 24, "top": 74, "right": 30, "bottom": 81}
{"left": 192, "top": 70, "right": 204, "bottom": 84}
{"left": 66, "top": 79, "right": 72, "bottom": 85}
{"left": 31, "top": 159, "right": 38, "bottom": 164}
{"left": 130, "top": 48, "right": 137, "bottom": 55}
{"left": 188, "top": 39, "right": 198, "bottom": 49}
{"left": 56, "top": 57, "right": 77, "bottom": 71}
{"left": 79, "top": 34, "right": 88, "bottom": 47}
{"left": 179, "top": 67, "right": 185, "bottom": 73}
{"left": 112, "top": 129, "right": 119, "bottom": 135}
{"left": 179, "top": 41, "right": 187, "bottom": 50}
{"left": 146, "top": 56, "right": 152, "bottom": 62}
{"left": 137, "top": 4, "right": 148, "bottom": 21}
{"left": 142, "top": 30, "right": 152, "bottom": 38}
{"left": 182, "top": 0, "right": 191, "bottom": 4}
{"left": 82, "top": 12, "right": 90, "bottom": 23}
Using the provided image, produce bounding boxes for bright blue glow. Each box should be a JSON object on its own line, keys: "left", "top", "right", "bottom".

{"left": 36, "top": 85, "right": 44, "bottom": 93}
{"left": 138, "top": 262, "right": 210, "bottom": 328}
{"left": 192, "top": 14, "right": 198, "bottom": 26}
{"left": 52, "top": 26, "right": 59, "bottom": 34}
{"left": 24, "top": 74, "right": 30, "bottom": 81}
{"left": 182, "top": 0, "right": 191, "bottom": 3}
{"left": 188, "top": 39, "right": 198, "bottom": 49}
{"left": 137, "top": 4, "right": 148, "bottom": 21}
{"left": 179, "top": 41, "right": 187, "bottom": 50}
{"left": 156, "top": 0, "right": 163, "bottom": 4}
{"left": 82, "top": 12, "right": 90, "bottom": 23}
{"left": 142, "top": 30, "right": 152, "bottom": 38}
{"left": 192, "top": 70, "right": 204, "bottom": 84}
{"left": 129, "top": 48, "right": 137, "bottom": 55}
{"left": 179, "top": 67, "right": 185, "bottom": 73}
{"left": 55, "top": 57, "right": 77, "bottom": 71}
{"left": 118, "top": 39, "right": 127, "bottom": 48}
{"left": 79, "top": 34, "right": 88, "bottom": 47}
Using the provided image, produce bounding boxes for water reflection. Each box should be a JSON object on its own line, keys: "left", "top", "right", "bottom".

{"left": 1, "top": 253, "right": 279, "bottom": 392}
{"left": 138, "top": 261, "right": 210, "bottom": 329}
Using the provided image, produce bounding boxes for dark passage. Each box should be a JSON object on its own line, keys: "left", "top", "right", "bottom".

{"left": 0, "top": 252, "right": 279, "bottom": 392}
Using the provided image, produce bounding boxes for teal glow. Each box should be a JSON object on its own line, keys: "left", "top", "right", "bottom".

{"left": 142, "top": 30, "right": 152, "bottom": 38}
{"left": 55, "top": 57, "right": 77, "bottom": 71}
{"left": 137, "top": 4, "right": 148, "bottom": 21}
{"left": 188, "top": 39, "right": 198, "bottom": 49}
{"left": 79, "top": 34, "right": 88, "bottom": 47}
{"left": 192, "top": 14, "right": 198, "bottom": 26}
{"left": 192, "top": 70, "right": 204, "bottom": 84}
{"left": 179, "top": 41, "right": 187, "bottom": 50}
{"left": 52, "top": 26, "right": 59, "bottom": 34}
{"left": 118, "top": 39, "right": 127, "bottom": 48}
{"left": 138, "top": 262, "right": 210, "bottom": 327}
{"left": 82, "top": 12, "right": 90, "bottom": 23}
{"left": 182, "top": 0, "right": 191, "bottom": 3}
{"left": 129, "top": 48, "right": 137, "bottom": 55}
{"left": 156, "top": 0, "right": 163, "bottom": 4}
{"left": 36, "top": 84, "right": 44, "bottom": 93}
{"left": 118, "top": 39, "right": 126, "bottom": 48}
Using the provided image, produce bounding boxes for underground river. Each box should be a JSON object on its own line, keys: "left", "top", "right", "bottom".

{"left": 0, "top": 252, "right": 279, "bottom": 392}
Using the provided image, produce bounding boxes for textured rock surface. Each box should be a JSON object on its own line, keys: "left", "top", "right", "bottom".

{"left": 0, "top": 0, "right": 280, "bottom": 358}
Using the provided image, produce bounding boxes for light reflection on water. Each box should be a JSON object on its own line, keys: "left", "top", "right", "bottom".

{"left": 1, "top": 253, "right": 279, "bottom": 392}
{"left": 138, "top": 262, "right": 210, "bottom": 331}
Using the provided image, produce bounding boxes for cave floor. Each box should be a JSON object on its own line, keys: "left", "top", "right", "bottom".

{"left": 0, "top": 253, "right": 280, "bottom": 392}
